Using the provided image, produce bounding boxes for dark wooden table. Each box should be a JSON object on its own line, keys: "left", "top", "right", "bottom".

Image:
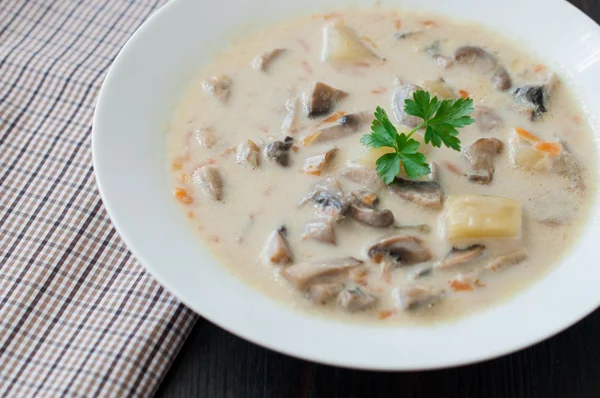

{"left": 156, "top": 1, "right": 600, "bottom": 396}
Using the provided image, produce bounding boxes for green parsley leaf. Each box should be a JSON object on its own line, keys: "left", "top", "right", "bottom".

{"left": 360, "top": 90, "right": 475, "bottom": 184}
{"left": 360, "top": 106, "right": 397, "bottom": 149}
{"left": 395, "top": 133, "right": 430, "bottom": 177}
{"left": 404, "top": 90, "right": 441, "bottom": 121}
{"left": 406, "top": 95, "right": 475, "bottom": 151}
{"left": 375, "top": 153, "right": 402, "bottom": 185}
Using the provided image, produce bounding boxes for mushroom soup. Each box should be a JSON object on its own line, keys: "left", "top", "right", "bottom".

{"left": 167, "top": 9, "right": 597, "bottom": 323}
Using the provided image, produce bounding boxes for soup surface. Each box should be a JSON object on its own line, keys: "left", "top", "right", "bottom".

{"left": 166, "top": 8, "right": 596, "bottom": 324}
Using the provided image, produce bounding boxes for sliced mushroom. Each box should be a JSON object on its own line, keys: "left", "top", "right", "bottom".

{"left": 299, "top": 177, "right": 353, "bottom": 222}
{"left": 314, "top": 194, "right": 353, "bottom": 222}
{"left": 367, "top": 235, "right": 432, "bottom": 266}
{"left": 454, "top": 46, "right": 497, "bottom": 71}
{"left": 299, "top": 176, "right": 342, "bottom": 205}
{"left": 264, "top": 136, "right": 294, "bottom": 167}
{"left": 426, "top": 44, "right": 456, "bottom": 68}
{"left": 392, "top": 284, "right": 444, "bottom": 310}
{"left": 252, "top": 48, "right": 285, "bottom": 72}
{"left": 429, "top": 161, "right": 440, "bottom": 182}
{"left": 281, "top": 97, "right": 300, "bottom": 134}
{"left": 302, "top": 112, "right": 370, "bottom": 145}
{"left": 262, "top": 227, "right": 293, "bottom": 265}
{"left": 194, "top": 128, "right": 217, "bottom": 148}
{"left": 301, "top": 148, "right": 337, "bottom": 176}
{"left": 391, "top": 84, "right": 423, "bottom": 127}
{"left": 202, "top": 75, "right": 231, "bottom": 104}
{"left": 435, "top": 244, "right": 486, "bottom": 270}
{"left": 484, "top": 249, "right": 527, "bottom": 271}
{"left": 492, "top": 67, "right": 512, "bottom": 91}
{"left": 308, "top": 282, "right": 345, "bottom": 304}
{"left": 303, "top": 81, "right": 348, "bottom": 117}
{"left": 192, "top": 166, "right": 223, "bottom": 201}
{"left": 463, "top": 138, "right": 504, "bottom": 184}
{"left": 473, "top": 106, "right": 503, "bottom": 133}
{"left": 424, "top": 40, "right": 441, "bottom": 54}
{"left": 351, "top": 205, "right": 395, "bottom": 228}
{"left": 395, "top": 30, "right": 423, "bottom": 40}
{"left": 388, "top": 178, "right": 443, "bottom": 209}
{"left": 338, "top": 285, "right": 378, "bottom": 312}
{"left": 340, "top": 167, "right": 385, "bottom": 192}
{"left": 513, "top": 85, "right": 547, "bottom": 120}
{"left": 433, "top": 54, "right": 454, "bottom": 68}
{"left": 408, "top": 264, "right": 433, "bottom": 281}
{"left": 282, "top": 257, "right": 363, "bottom": 289}
{"left": 236, "top": 140, "right": 260, "bottom": 169}
{"left": 302, "top": 219, "right": 336, "bottom": 244}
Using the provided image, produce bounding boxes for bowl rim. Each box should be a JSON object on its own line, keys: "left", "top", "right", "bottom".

{"left": 93, "top": 0, "right": 600, "bottom": 370}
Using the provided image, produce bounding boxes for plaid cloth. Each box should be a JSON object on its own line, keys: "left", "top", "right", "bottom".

{"left": 0, "top": 0, "right": 198, "bottom": 396}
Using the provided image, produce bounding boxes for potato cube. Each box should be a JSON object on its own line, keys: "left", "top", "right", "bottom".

{"left": 508, "top": 127, "right": 560, "bottom": 172}
{"left": 420, "top": 79, "right": 456, "bottom": 99}
{"left": 444, "top": 195, "right": 521, "bottom": 239}
{"left": 321, "top": 21, "right": 377, "bottom": 63}
{"left": 510, "top": 142, "right": 552, "bottom": 171}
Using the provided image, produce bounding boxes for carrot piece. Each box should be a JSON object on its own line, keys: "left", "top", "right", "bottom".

{"left": 379, "top": 310, "right": 393, "bottom": 320}
{"left": 371, "top": 252, "right": 385, "bottom": 264}
{"left": 533, "top": 64, "right": 546, "bottom": 73}
{"left": 458, "top": 89, "right": 469, "bottom": 99}
{"left": 322, "top": 12, "right": 343, "bottom": 21}
{"left": 353, "top": 61, "right": 372, "bottom": 68}
{"left": 172, "top": 157, "right": 184, "bottom": 170}
{"left": 514, "top": 126, "right": 542, "bottom": 143}
{"left": 421, "top": 20, "right": 437, "bottom": 27}
{"left": 174, "top": 188, "right": 193, "bottom": 205}
{"left": 297, "top": 38, "right": 310, "bottom": 52}
{"left": 301, "top": 60, "right": 313, "bottom": 74}
{"left": 301, "top": 131, "right": 321, "bottom": 147}
{"left": 449, "top": 279, "right": 473, "bottom": 292}
{"left": 533, "top": 141, "right": 562, "bottom": 158}
{"left": 218, "top": 147, "right": 234, "bottom": 157}
{"left": 371, "top": 86, "right": 388, "bottom": 94}
{"left": 320, "top": 111, "right": 345, "bottom": 125}
{"left": 394, "top": 19, "right": 402, "bottom": 30}
{"left": 443, "top": 160, "right": 465, "bottom": 176}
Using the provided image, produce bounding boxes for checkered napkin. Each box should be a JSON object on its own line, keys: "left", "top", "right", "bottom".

{"left": 0, "top": 1, "right": 197, "bottom": 396}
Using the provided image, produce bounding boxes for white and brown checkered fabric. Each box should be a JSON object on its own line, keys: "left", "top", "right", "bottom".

{"left": 0, "top": 1, "right": 197, "bottom": 396}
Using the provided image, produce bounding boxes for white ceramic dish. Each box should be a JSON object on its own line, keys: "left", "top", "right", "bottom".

{"left": 93, "top": 0, "right": 600, "bottom": 370}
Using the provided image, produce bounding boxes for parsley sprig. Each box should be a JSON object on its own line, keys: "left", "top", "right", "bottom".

{"left": 360, "top": 90, "right": 475, "bottom": 184}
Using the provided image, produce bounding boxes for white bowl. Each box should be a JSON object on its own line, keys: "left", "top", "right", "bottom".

{"left": 93, "top": 0, "right": 600, "bottom": 369}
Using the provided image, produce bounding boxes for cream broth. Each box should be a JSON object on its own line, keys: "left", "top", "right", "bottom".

{"left": 167, "top": 9, "right": 596, "bottom": 324}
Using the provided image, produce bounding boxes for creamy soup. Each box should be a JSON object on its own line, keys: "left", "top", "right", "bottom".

{"left": 166, "top": 9, "right": 596, "bottom": 324}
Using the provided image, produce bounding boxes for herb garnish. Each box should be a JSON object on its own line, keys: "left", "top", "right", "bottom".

{"left": 360, "top": 90, "right": 475, "bottom": 184}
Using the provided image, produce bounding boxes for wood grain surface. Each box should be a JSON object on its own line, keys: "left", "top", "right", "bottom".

{"left": 156, "top": 1, "right": 600, "bottom": 396}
